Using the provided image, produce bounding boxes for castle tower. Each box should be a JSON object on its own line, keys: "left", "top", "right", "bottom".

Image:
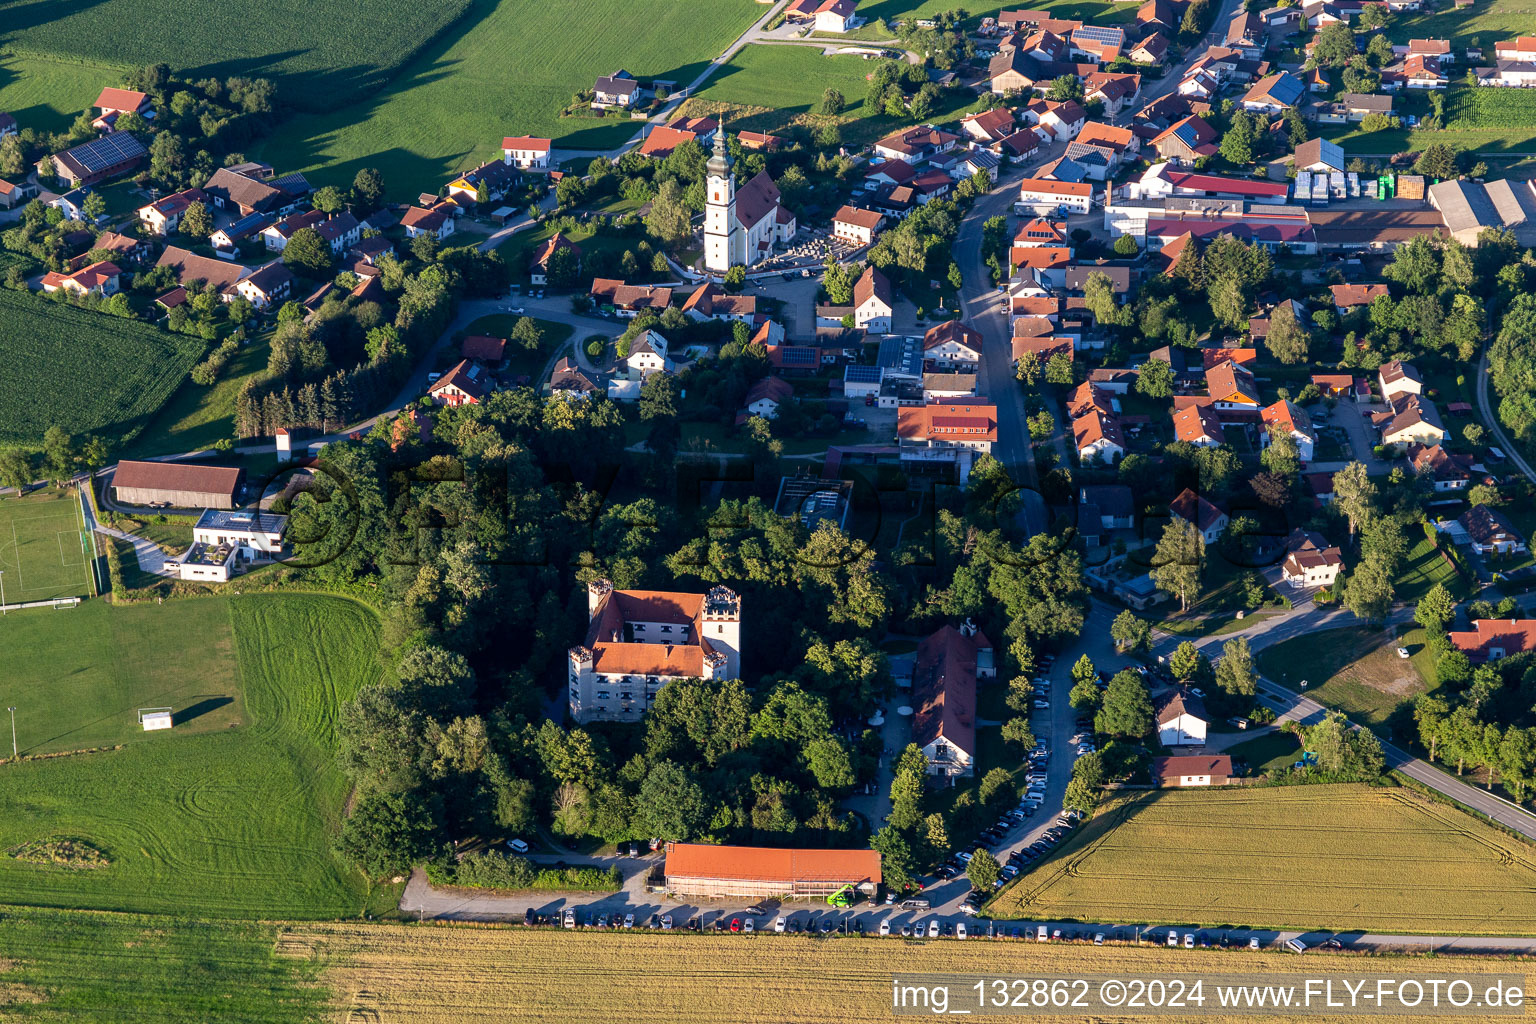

{"left": 701, "top": 584, "right": 742, "bottom": 679}
{"left": 703, "top": 123, "right": 738, "bottom": 274}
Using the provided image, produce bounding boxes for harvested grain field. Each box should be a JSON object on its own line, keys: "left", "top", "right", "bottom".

{"left": 988, "top": 785, "right": 1536, "bottom": 934}
{"left": 295, "top": 922, "right": 1534, "bottom": 1023}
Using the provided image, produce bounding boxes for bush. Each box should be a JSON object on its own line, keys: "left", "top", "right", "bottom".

{"left": 190, "top": 339, "right": 240, "bottom": 386}
{"left": 429, "top": 849, "right": 623, "bottom": 892}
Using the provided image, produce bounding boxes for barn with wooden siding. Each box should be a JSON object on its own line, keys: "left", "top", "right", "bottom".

{"left": 112, "top": 461, "right": 245, "bottom": 509}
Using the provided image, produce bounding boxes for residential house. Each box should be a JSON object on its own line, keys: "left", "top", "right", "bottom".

{"left": 1340, "top": 92, "right": 1393, "bottom": 120}
{"left": 1079, "top": 483, "right": 1135, "bottom": 530}
{"left": 1447, "top": 619, "right": 1536, "bottom": 662}
{"left": 40, "top": 260, "right": 121, "bottom": 298}
{"left": 959, "top": 107, "right": 1017, "bottom": 145}
{"left": 1475, "top": 60, "right": 1536, "bottom": 87}
{"left": 1261, "top": 398, "right": 1317, "bottom": 461}
{"left": 1156, "top": 688, "right": 1208, "bottom": 746}
{"left": 1070, "top": 24, "right": 1126, "bottom": 63}
{"left": 461, "top": 334, "right": 507, "bottom": 365}
{"left": 1408, "top": 443, "right": 1474, "bottom": 491}
{"left": 1459, "top": 505, "right": 1528, "bottom": 555}
{"left": 1153, "top": 754, "right": 1232, "bottom": 787}
{"left": 1084, "top": 72, "right": 1141, "bottom": 116}
{"left": 0, "top": 177, "right": 36, "bottom": 210}
{"left": 202, "top": 166, "right": 293, "bottom": 217}
{"left": 1129, "top": 32, "right": 1170, "bottom": 64}
{"left": 1311, "top": 373, "right": 1359, "bottom": 398}
{"left": 1494, "top": 37, "right": 1536, "bottom": 60}
{"left": 567, "top": 580, "right": 741, "bottom": 724}
{"left": 549, "top": 357, "right": 601, "bottom": 400}
{"left": 501, "top": 135, "right": 552, "bottom": 169}
{"left": 681, "top": 281, "right": 755, "bottom": 322}
{"left": 987, "top": 47, "right": 1045, "bottom": 93}
{"left": 873, "top": 125, "right": 960, "bottom": 165}
{"left": 1151, "top": 115, "right": 1218, "bottom": 165}
{"left": 1241, "top": 72, "right": 1306, "bottom": 112}
{"left": 1011, "top": 333, "right": 1074, "bottom": 366}
{"left": 445, "top": 160, "right": 519, "bottom": 204}
{"left": 91, "top": 86, "right": 153, "bottom": 131}
{"left": 590, "top": 278, "right": 674, "bottom": 317}
{"left": 736, "top": 130, "right": 785, "bottom": 151}
{"left": 1013, "top": 217, "right": 1068, "bottom": 248}
{"left": 922, "top": 320, "right": 984, "bottom": 369}
{"left": 1073, "top": 399, "right": 1125, "bottom": 463}
{"left": 1027, "top": 99, "right": 1087, "bottom": 141}
{"left": 137, "top": 187, "right": 207, "bottom": 235}
{"left": 1282, "top": 527, "right": 1344, "bottom": 587}
{"left": 1334, "top": 282, "right": 1391, "bottom": 315}
{"left": 227, "top": 260, "right": 294, "bottom": 310}
{"left": 912, "top": 623, "right": 995, "bottom": 778}
{"left": 898, "top": 401, "right": 998, "bottom": 453}
{"left": 1170, "top": 487, "right": 1230, "bottom": 544}
{"left": 428, "top": 359, "right": 491, "bottom": 407}
{"left": 529, "top": 231, "right": 581, "bottom": 285}
{"left": 592, "top": 71, "right": 641, "bottom": 109}
{"left": 1373, "top": 393, "right": 1448, "bottom": 446}
{"left": 0, "top": 112, "right": 17, "bottom": 137}
{"left": 209, "top": 212, "right": 271, "bottom": 256}
{"left": 400, "top": 202, "right": 456, "bottom": 241}
{"left": 852, "top": 266, "right": 894, "bottom": 333}
{"left": 813, "top": 0, "right": 857, "bottom": 32}
{"left": 626, "top": 329, "right": 673, "bottom": 378}
{"left": 922, "top": 372, "right": 978, "bottom": 401}
{"left": 742, "top": 376, "right": 794, "bottom": 420}
{"left": 831, "top": 205, "right": 885, "bottom": 246}
{"left": 1206, "top": 360, "right": 1260, "bottom": 411}
{"left": 1377, "top": 358, "right": 1422, "bottom": 401}
{"left": 1172, "top": 402, "right": 1226, "bottom": 447}
{"left": 261, "top": 209, "right": 326, "bottom": 251}
{"left": 154, "top": 245, "right": 248, "bottom": 298}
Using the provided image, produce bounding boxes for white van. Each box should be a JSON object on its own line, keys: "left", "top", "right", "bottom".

{"left": 1285, "top": 938, "right": 1307, "bottom": 954}
{"left": 1037, "top": 925, "right": 1049, "bottom": 942}
{"left": 508, "top": 838, "right": 529, "bottom": 853}
{"left": 956, "top": 922, "right": 967, "bottom": 940}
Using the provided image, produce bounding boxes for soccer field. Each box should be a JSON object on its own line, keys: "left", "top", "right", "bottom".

{"left": 0, "top": 488, "right": 95, "bottom": 604}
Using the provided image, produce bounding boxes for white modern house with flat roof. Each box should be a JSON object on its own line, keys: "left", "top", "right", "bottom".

{"left": 165, "top": 509, "right": 288, "bottom": 583}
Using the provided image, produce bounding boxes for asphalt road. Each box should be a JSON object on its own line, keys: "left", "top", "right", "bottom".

{"left": 1476, "top": 345, "right": 1536, "bottom": 486}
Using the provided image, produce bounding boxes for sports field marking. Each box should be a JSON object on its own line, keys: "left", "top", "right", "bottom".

{"left": 56, "top": 529, "right": 86, "bottom": 568}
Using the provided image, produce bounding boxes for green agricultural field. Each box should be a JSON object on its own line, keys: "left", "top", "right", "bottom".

{"left": 1330, "top": 84, "right": 1536, "bottom": 155}
{"left": 684, "top": 45, "right": 979, "bottom": 149}
{"left": 0, "top": 0, "right": 472, "bottom": 112}
{"left": 859, "top": 0, "right": 1135, "bottom": 27}
{"left": 257, "top": 0, "right": 760, "bottom": 199}
{"left": 0, "top": 291, "right": 206, "bottom": 450}
{"left": 0, "top": 487, "right": 94, "bottom": 604}
{"left": 0, "top": 53, "right": 116, "bottom": 136}
{"left": 0, "top": 594, "right": 390, "bottom": 918}
{"left": 988, "top": 784, "right": 1536, "bottom": 933}
{"left": 123, "top": 331, "right": 274, "bottom": 459}
{"left": 0, "top": 907, "right": 328, "bottom": 1024}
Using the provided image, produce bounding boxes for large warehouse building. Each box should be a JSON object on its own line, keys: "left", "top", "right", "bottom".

{"left": 112, "top": 460, "right": 245, "bottom": 509}
{"left": 662, "top": 843, "right": 881, "bottom": 899}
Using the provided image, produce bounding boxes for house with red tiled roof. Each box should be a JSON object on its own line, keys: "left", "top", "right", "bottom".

{"left": 960, "top": 107, "right": 1017, "bottom": 144}
{"left": 400, "top": 202, "right": 456, "bottom": 241}
{"left": 832, "top": 205, "right": 885, "bottom": 245}
{"left": 1205, "top": 360, "right": 1260, "bottom": 411}
{"left": 1262, "top": 398, "right": 1316, "bottom": 460}
{"left": 1282, "top": 527, "right": 1344, "bottom": 588}
{"left": 530, "top": 231, "right": 581, "bottom": 285}
{"left": 590, "top": 278, "right": 674, "bottom": 317}
{"left": 501, "top": 136, "right": 551, "bottom": 169}
{"left": 873, "top": 125, "right": 960, "bottom": 165}
{"left": 1331, "top": 282, "right": 1390, "bottom": 313}
{"left": 40, "top": 260, "right": 122, "bottom": 298}
{"left": 912, "top": 623, "right": 995, "bottom": 778}
{"left": 1170, "top": 487, "right": 1229, "bottom": 543}
{"left": 682, "top": 280, "right": 756, "bottom": 323}
{"left": 1447, "top": 619, "right": 1536, "bottom": 662}
{"left": 428, "top": 359, "right": 491, "bottom": 407}
{"left": 137, "top": 187, "right": 207, "bottom": 236}
{"left": 568, "top": 579, "right": 741, "bottom": 723}
{"left": 922, "top": 320, "right": 984, "bottom": 369}
{"left": 1011, "top": 333, "right": 1073, "bottom": 365}
{"left": 1408, "top": 443, "right": 1474, "bottom": 491}
{"left": 1153, "top": 754, "right": 1231, "bottom": 787}
{"left": 898, "top": 401, "right": 998, "bottom": 453}
{"left": 92, "top": 86, "right": 152, "bottom": 131}
{"left": 1172, "top": 403, "right": 1225, "bottom": 447}
{"left": 741, "top": 376, "right": 794, "bottom": 421}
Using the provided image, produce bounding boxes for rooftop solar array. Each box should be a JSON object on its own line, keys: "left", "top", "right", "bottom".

{"left": 1072, "top": 24, "right": 1125, "bottom": 43}
{"left": 63, "top": 132, "right": 146, "bottom": 174}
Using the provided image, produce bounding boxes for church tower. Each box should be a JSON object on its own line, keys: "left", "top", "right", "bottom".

{"left": 703, "top": 123, "right": 738, "bottom": 273}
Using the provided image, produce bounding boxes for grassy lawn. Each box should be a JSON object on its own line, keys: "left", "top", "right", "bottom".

{"left": 0, "top": 53, "right": 116, "bottom": 136}
{"left": 1395, "top": 534, "right": 1469, "bottom": 602}
{"left": 454, "top": 315, "right": 574, "bottom": 383}
{"left": 0, "top": 594, "right": 394, "bottom": 918}
{"left": 0, "top": 487, "right": 95, "bottom": 602}
{"left": 683, "top": 45, "right": 979, "bottom": 150}
{"left": 123, "top": 332, "right": 273, "bottom": 459}
{"left": 0, "top": 0, "right": 472, "bottom": 113}
{"left": 1255, "top": 624, "right": 1435, "bottom": 731}
{"left": 988, "top": 784, "right": 1536, "bottom": 933}
{"left": 1224, "top": 730, "right": 1301, "bottom": 775}
{"left": 257, "top": 0, "right": 761, "bottom": 199}
{"left": 497, "top": 222, "right": 651, "bottom": 284}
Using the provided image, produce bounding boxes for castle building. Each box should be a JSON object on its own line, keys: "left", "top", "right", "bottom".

{"left": 568, "top": 579, "right": 742, "bottom": 723}
{"left": 704, "top": 128, "right": 796, "bottom": 273}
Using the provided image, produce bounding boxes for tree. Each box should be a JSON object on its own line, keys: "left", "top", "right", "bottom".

{"left": 0, "top": 134, "right": 23, "bottom": 178}
{"left": 177, "top": 200, "right": 213, "bottom": 240}
{"left": 633, "top": 760, "right": 707, "bottom": 841}
{"left": 1001, "top": 716, "right": 1036, "bottom": 748}
{"left": 1214, "top": 636, "right": 1257, "bottom": 698}
{"left": 1169, "top": 640, "right": 1201, "bottom": 681}
{"left": 1305, "top": 710, "right": 1385, "bottom": 780}
{"left": 1261, "top": 427, "right": 1301, "bottom": 479}
{"left": 820, "top": 87, "right": 846, "bottom": 115}
{"left": 41, "top": 427, "right": 74, "bottom": 483}
{"left": 1219, "top": 115, "right": 1254, "bottom": 165}
{"left": 1015, "top": 350, "right": 1041, "bottom": 385}
{"left": 1136, "top": 358, "right": 1173, "bottom": 398}
{"left": 1331, "top": 462, "right": 1377, "bottom": 537}
{"left": 1150, "top": 518, "right": 1202, "bottom": 612}
{"left": 0, "top": 451, "right": 31, "bottom": 494}
{"left": 1045, "top": 352, "right": 1073, "bottom": 385}
{"left": 1264, "top": 300, "right": 1310, "bottom": 364}
{"left": 511, "top": 316, "right": 544, "bottom": 351}
{"left": 1047, "top": 75, "right": 1083, "bottom": 102}
{"left": 352, "top": 167, "right": 385, "bottom": 211}
{"left": 870, "top": 826, "right": 916, "bottom": 891}
{"left": 1414, "top": 143, "right": 1459, "bottom": 180}
{"left": 638, "top": 372, "right": 678, "bottom": 420}
{"left": 645, "top": 178, "right": 692, "bottom": 247}
{"left": 283, "top": 227, "right": 333, "bottom": 276}
{"left": 313, "top": 185, "right": 347, "bottom": 214}
{"left": 334, "top": 790, "right": 438, "bottom": 877}
{"left": 1110, "top": 610, "right": 1151, "bottom": 654}
{"left": 1415, "top": 583, "right": 1456, "bottom": 634}
{"left": 1342, "top": 558, "right": 1394, "bottom": 622}
{"left": 979, "top": 767, "right": 1014, "bottom": 806}
{"left": 1070, "top": 674, "right": 1103, "bottom": 713}
{"left": 1467, "top": 483, "right": 1501, "bottom": 508}
{"left": 723, "top": 264, "right": 746, "bottom": 292}
{"left": 923, "top": 813, "right": 950, "bottom": 857}
{"left": 1096, "top": 670, "right": 1154, "bottom": 738}
{"left": 1314, "top": 21, "right": 1358, "bottom": 66}
{"left": 966, "top": 848, "right": 1001, "bottom": 891}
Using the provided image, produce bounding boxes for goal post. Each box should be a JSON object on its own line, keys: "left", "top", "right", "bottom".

{"left": 51, "top": 597, "right": 80, "bottom": 608}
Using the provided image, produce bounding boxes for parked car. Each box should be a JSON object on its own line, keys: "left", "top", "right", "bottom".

{"left": 1183, "top": 932, "right": 1195, "bottom": 948}
{"left": 774, "top": 916, "right": 786, "bottom": 933}
{"left": 928, "top": 919, "right": 940, "bottom": 938}
{"left": 1167, "top": 930, "right": 1179, "bottom": 947}
{"left": 956, "top": 922, "right": 967, "bottom": 940}
{"left": 508, "top": 838, "right": 529, "bottom": 853}
{"left": 662, "top": 915, "right": 673, "bottom": 930}
{"left": 623, "top": 914, "right": 634, "bottom": 929}
{"left": 1249, "top": 936, "right": 1261, "bottom": 950}
{"left": 743, "top": 917, "right": 754, "bottom": 934}
{"left": 879, "top": 918, "right": 891, "bottom": 936}
{"left": 562, "top": 909, "right": 575, "bottom": 929}
{"left": 1094, "top": 932, "right": 1105, "bottom": 945}
{"left": 1285, "top": 938, "right": 1308, "bottom": 953}
{"left": 729, "top": 917, "right": 741, "bottom": 933}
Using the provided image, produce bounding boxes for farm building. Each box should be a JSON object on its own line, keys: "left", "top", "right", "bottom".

{"left": 112, "top": 460, "right": 244, "bottom": 509}
{"left": 1152, "top": 754, "right": 1231, "bottom": 787}
{"left": 663, "top": 842, "right": 881, "bottom": 899}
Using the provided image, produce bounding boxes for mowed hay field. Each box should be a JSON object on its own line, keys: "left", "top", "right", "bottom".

{"left": 257, "top": 0, "right": 761, "bottom": 198}
{"left": 0, "top": 594, "right": 390, "bottom": 918}
{"left": 989, "top": 785, "right": 1536, "bottom": 934}
{"left": 0, "top": 0, "right": 472, "bottom": 111}
{"left": 0, "top": 291, "right": 206, "bottom": 449}
{"left": 292, "top": 924, "right": 1535, "bottom": 1024}
{"left": 0, "top": 54, "right": 119, "bottom": 136}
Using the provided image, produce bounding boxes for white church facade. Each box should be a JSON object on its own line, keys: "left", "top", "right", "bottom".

{"left": 704, "top": 129, "right": 796, "bottom": 273}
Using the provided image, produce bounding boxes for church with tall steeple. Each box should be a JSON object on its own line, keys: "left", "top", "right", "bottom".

{"left": 703, "top": 123, "right": 797, "bottom": 273}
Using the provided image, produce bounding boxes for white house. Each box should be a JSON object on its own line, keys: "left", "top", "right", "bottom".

{"left": 502, "top": 135, "right": 552, "bottom": 169}
{"left": 401, "top": 203, "right": 456, "bottom": 241}
{"left": 743, "top": 376, "right": 793, "bottom": 420}
{"left": 1170, "top": 487, "right": 1229, "bottom": 544}
{"left": 922, "top": 320, "right": 983, "bottom": 369}
{"left": 626, "top": 329, "right": 672, "bottom": 378}
{"left": 137, "top": 187, "right": 207, "bottom": 235}
{"left": 852, "top": 266, "right": 893, "bottom": 333}
{"left": 1156, "top": 689, "right": 1208, "bottom": 746}
{"left": 1260, "top": 398, "right": 1317, "bottom": 462}
{"left": 593, "top": 71, "right": 641, "bottom": 109}
{"left": 831, "top": 205, "right": 884, "bottom": 246}
{"left": 1282, "top": 528, "right": 1345, "bottom": 588}
{"left": 1016, "top": 177, "right": 1093, "bottom": 215}
{"left": 1153, "top": 755, "right": 1231, "bottom": 787}
{"left": 166, "top": 509, "right": 287, "bottom": 583}
{"left": 814, "top": 0, "right": 857, "bottom": 32}
{"left": 1377, "top": 359, "right": 1423, "bottom": 402}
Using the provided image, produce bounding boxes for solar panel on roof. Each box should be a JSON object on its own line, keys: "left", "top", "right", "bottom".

{"left": 65, "top": 132, "right": 147, "bottom": 174}
{"left": 845, "top": 365, "right": 882, "bottom": 382}
{"left": 1073, "top": 25, "right": 1124, "bottom": 43}
{"left": 781, "top": 347, "right": 819, "bottom": 365}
